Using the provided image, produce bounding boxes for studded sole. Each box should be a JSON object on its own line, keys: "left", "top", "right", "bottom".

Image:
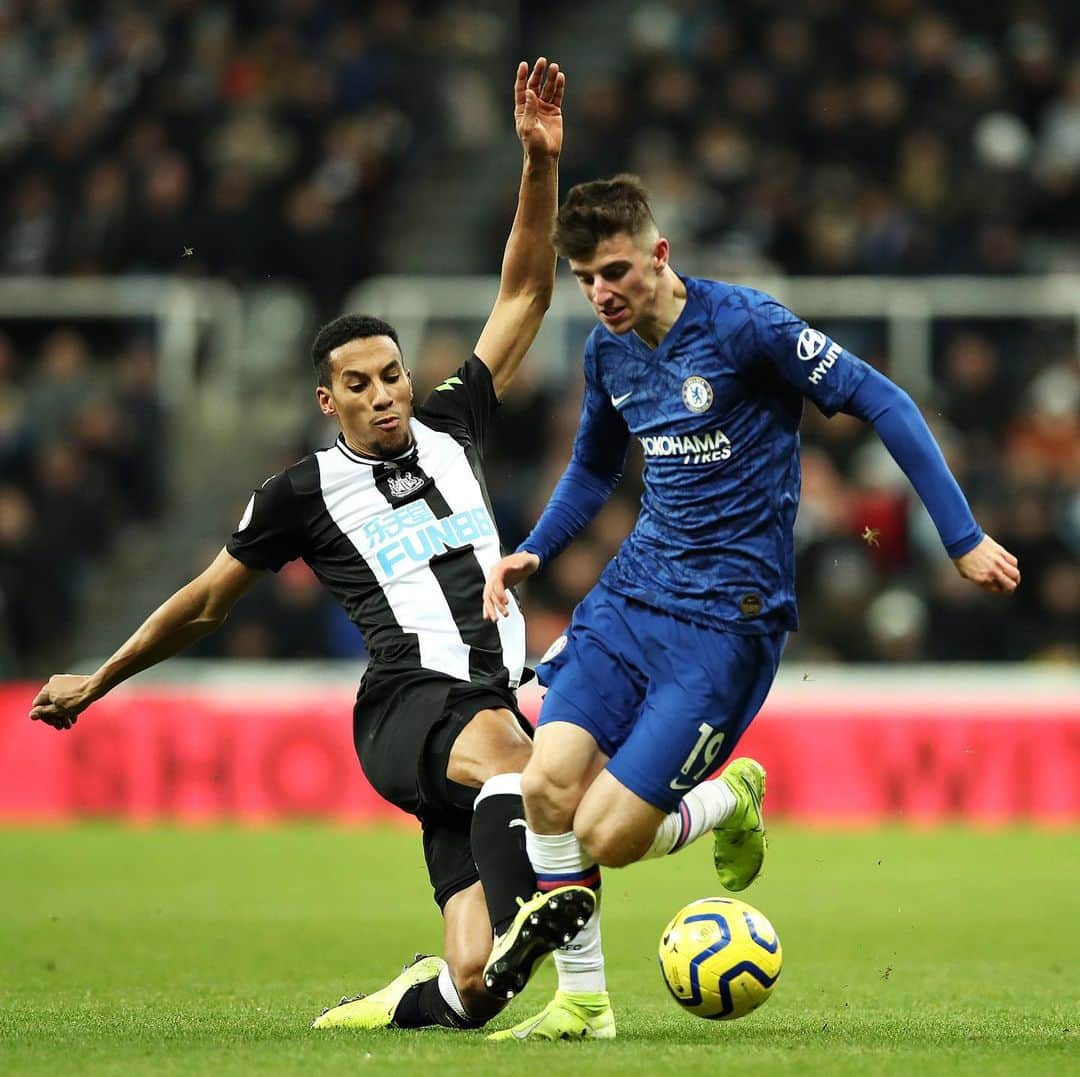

{"left": 483, "top": 889, "right": 594, "bottom": 999}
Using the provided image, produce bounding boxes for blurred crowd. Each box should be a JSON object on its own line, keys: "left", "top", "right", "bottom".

{"left": 0, "top": 0, "right": 482, "bottom": 313}
{"left": 545, "top": 1, "right": 1080, "bottom": 277}
{"left": 0, "top": 328, "right": 165, "bottom": 672}
{"left": 9, "top": 2, "right": 1077, "bottom": 289}
{"left": 1, "top": 1, "right": 1077, "bottom": 670}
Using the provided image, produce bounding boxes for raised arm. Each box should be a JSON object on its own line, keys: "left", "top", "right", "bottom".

{"left": 29, "top": 548, "right": 262, "bottom": 730}
{"left": 474, "top": 57, "right": 564, "bottom": 399}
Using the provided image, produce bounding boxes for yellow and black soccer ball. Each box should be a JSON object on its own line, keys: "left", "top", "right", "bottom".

{"left": 658, "top": 897, "right": 782, "bottom": 1020}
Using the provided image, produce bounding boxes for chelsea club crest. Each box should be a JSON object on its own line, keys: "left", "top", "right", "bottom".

{"left": 682, "top": 375, "right": 713, "bottom": 413}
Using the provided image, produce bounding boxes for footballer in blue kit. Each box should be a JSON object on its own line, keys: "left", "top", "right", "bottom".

{"left": 481, "top": 174, "right": 1020, "bottom": 1040}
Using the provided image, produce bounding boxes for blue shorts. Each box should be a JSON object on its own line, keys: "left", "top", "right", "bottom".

{"left": 535, "top": 584, "right": 785, "bottom": 813}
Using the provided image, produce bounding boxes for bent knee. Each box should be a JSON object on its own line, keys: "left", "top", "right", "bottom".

{"left": 575, "top": 816, "right": 651, "bottom": 868}
{"left": 481, "top": 740, "right": 531, "bottom": 780}
{"left": 446, "top": 708, "right": 532, "bottom": 787}
{"left": 519, "top": 762, "right": 556, "bottom": 805}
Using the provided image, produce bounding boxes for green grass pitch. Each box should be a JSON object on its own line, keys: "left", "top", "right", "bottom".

{"left": 1, "top": 825, "right": 1076, "bottom": 1076}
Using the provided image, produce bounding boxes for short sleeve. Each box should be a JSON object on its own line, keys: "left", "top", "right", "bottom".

{"left": 418, "top": 354, "right": 499, "bottom": 455}
{"left": 226, "top": 471, "right": 304, "bottom": 572}
{"left": 747, "top": 294, "right": 871, "bottom": 417}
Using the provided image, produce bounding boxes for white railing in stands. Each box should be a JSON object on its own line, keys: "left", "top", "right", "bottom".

{"left": 346, "top": 275, "right": 1080, "bottom": 400}
{"left": 0, "top": 276, "right": 243, "bottom": 404}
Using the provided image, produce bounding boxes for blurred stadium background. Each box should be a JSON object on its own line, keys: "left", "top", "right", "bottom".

{"left": 1, "top": 0, "right": 1077, "bottom": 678}
{"left": 3, "top": 0, "right": 1080, "bottom": 869}
{"left": 1, "top": 3, "right": 1077, "bottom": 1072}
{"left": 0, "top": 0, "right": 1077, "bottom": 828}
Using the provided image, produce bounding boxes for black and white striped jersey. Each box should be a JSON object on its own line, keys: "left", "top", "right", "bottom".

{"left": 226, "top": 355, "right": 525, "bottom": 694}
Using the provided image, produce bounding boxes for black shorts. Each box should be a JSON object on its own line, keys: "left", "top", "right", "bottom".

{"left": 353, "top": 677, "right": 531, "bottom": 910}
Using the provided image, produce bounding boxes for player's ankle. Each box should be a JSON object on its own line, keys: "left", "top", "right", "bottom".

{"left": 557, "top": 988, "right": 610, "bottom": 1007}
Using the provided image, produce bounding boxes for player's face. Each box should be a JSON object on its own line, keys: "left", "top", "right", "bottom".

{"left": 317, "top": 335, "right": 414, "bottom": 458}
{"left": 569, "top": 232, "right": 667, "bottom": 334}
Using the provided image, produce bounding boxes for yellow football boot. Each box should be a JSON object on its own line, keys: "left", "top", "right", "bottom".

{"left": 713, "top": 757, "right": 767, "bottom": 891}
{"left": 312, "top": 954, "right": 445, "bottom": 1030}
{"left": 488, "top": 990, "right": 615, "bottom": 1041}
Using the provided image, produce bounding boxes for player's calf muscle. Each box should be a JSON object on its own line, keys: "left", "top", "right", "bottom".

{"left": 574, "top": 775, "right": 666, "bottom": 866}
{"left": 521, "top": 766, "right": 579, "bottom": 832}
{"left": 575, "top": 813, "right": 655, "bottom": 868}
{"left": 443, "top": 886, "right": 507, "bottom": 1019}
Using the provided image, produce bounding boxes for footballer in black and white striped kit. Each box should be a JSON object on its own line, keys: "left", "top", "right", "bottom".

{"left": 226, "top": 348, "right": 530, "bottom": 830}
{"left": 228, "top": 352, "right": 526, "bottom": 696}
{"left": 29, "top": 57, "right": 589, "bottom": 1036}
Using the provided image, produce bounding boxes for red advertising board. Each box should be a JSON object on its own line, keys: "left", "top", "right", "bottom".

{"left": 3, "top": 674, "right": 1077, "bottom": 824}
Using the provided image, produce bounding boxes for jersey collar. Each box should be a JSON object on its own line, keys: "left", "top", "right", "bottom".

{"left": 334, "top": 429, "right": 418, "bottom": 468}
{"left": 628, "top": 272, "right": 696, "bottom": 361}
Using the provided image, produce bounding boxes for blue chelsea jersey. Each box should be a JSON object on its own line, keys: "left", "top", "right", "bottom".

{"left": 576, "top": 276, "right": 872, "bottom": 634}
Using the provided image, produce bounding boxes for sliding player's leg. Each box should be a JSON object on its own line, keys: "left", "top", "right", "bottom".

{"left": 316, "top": 690, "right": 549, "bottom": 1031}
{"left": 479, "top": 738, "right": 601, "bottom": 1003}
{"left": 437, "top": 701, "right": 537, "bottom": 939}
{"left": 391, "top": 880, "right": 505, "bottom": 1029}
{"left": 409, "top": 697, "right": 587, "bottom": 1014}
{"left": 488, "top": 586, "right": 636, "bottom": 1034}
{"left": 312, "top": 812, "right": 494, "bottom": 1031}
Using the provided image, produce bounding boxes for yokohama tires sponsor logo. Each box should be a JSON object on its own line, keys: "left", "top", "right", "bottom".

{"left": 638, "top": 429, "right": 731, "bottom": 460}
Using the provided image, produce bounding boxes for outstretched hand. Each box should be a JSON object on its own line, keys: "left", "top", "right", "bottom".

{"left": 515, "top": 57, "right": 564, "bottom": 160}
{"left": 30, "top": 673, "right": 96, "bottom": 731}
{"left": 483, "top": 551, "right": 541, "bottom": 622}
{"left": 952, "top": 534, "right": 1020, "bottom": 593}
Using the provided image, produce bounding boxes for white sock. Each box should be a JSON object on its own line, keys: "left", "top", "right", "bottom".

{"left": 641, "top": 777, "right": 737, "bottom": 860}
{"left": 437, "top": 963, "right": 470, "bottom": 1024}
{"left": 525, "top": 829, "right": 606, "bottom": 993}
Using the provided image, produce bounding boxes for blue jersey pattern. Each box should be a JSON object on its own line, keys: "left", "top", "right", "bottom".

{"left": 574, "top": 276, "right": 871, "bottom": 634}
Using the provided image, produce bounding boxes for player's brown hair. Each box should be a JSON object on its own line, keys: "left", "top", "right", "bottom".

{"left": 552, "top": 174, "right": 658, "bottom": 260}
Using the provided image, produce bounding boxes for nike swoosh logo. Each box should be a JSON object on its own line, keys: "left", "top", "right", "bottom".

{"left": 511, "top": 1013, "right": 548, "bottom": 1040}
{"left": 509, "top": 819, "right": 528, "bottom": 829}
{"left": 669, "top": 776, "right": 697, "bottom": 791}
{"left": 740, "top": 776, "right": 764, "bottom": 822}
{"left": 610, "top": 392, "right": 632, "bottom": 409}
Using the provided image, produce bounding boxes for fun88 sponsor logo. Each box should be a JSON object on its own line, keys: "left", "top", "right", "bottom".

{"left": 366, "top": 503, "right": 496, "bottom": 576}
{"left": 638, "top": 428, "right": 731, "bottom": 465}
